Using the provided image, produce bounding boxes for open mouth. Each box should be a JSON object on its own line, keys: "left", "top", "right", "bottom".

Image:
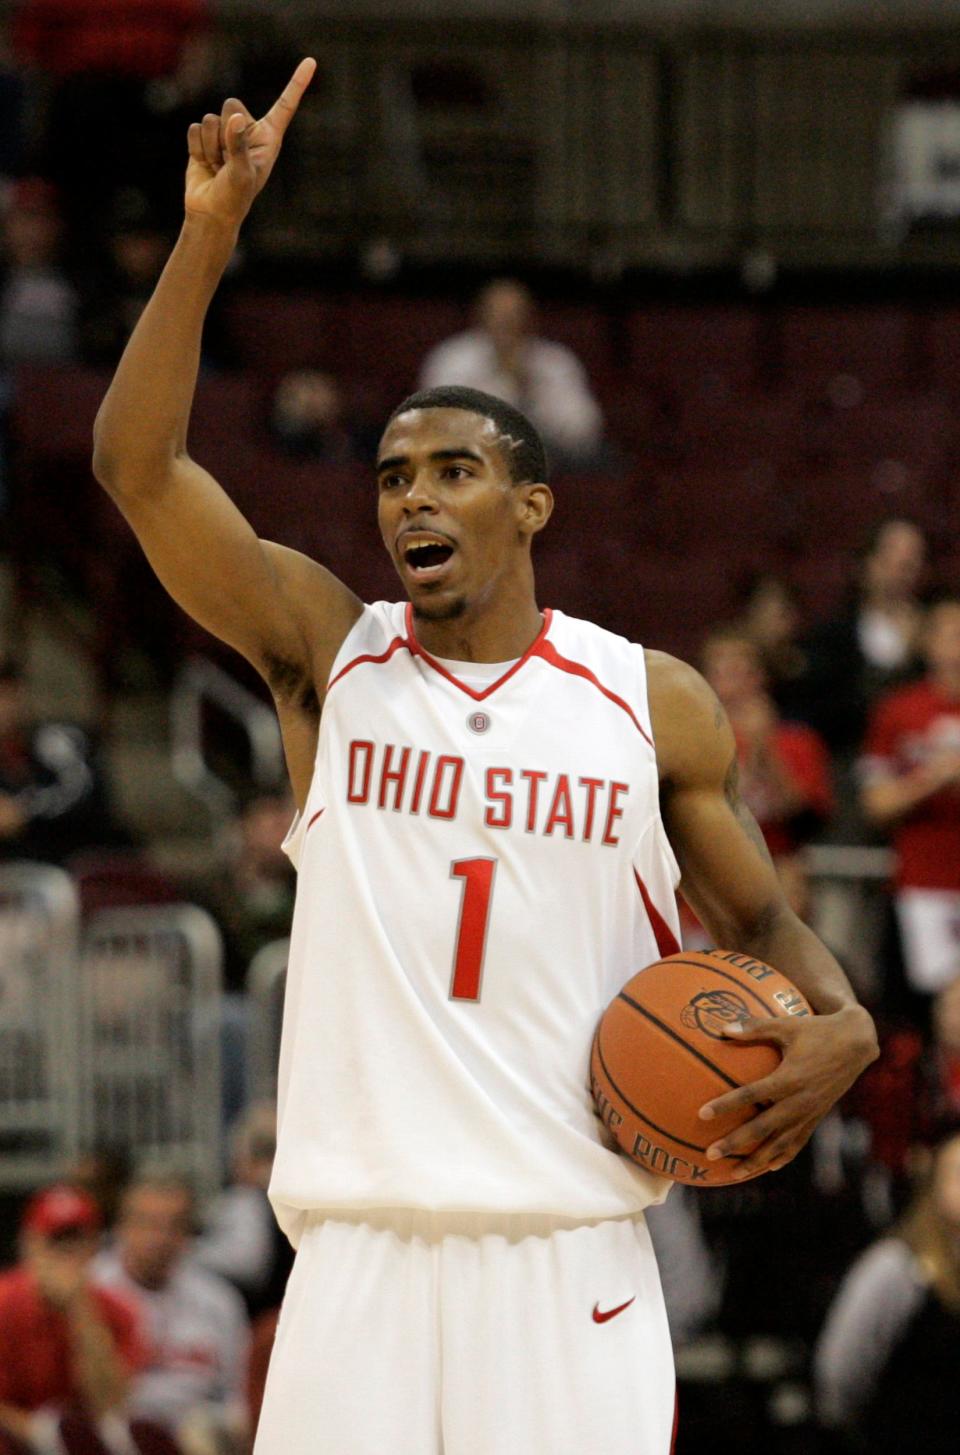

{"left": 402, "top": 537, "right": 455, "bottom": 578}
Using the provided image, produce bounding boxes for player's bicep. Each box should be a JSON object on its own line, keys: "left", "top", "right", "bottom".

{"left": 666, "top": 757, "right": 784, "bottom": 946}
{"left": 648, "top": 650, "right": 785, "bottom": 944}
{"left": 112, "top": 457, "right": 360, "bottom": 679}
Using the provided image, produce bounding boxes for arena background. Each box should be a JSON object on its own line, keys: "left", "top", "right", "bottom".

{"left": 2, "top": 1, "right": 960, "bottom": 1450}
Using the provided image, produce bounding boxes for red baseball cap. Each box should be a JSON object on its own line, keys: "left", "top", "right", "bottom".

{"left": 22, "top": 1185, "right": 101, "bottom": 1238}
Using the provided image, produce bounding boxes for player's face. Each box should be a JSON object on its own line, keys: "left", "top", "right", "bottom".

{"left": 376, "top": 407, "right": 539, "bottom": 622}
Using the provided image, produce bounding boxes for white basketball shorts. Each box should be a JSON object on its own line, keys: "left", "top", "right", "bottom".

{"left": 254, "top": 1209, "right": 677, "bottom": 1455}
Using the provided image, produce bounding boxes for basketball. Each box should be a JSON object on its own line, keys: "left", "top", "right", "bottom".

{"left": 591, "top": 949, "right": 813, "bottom": 1187}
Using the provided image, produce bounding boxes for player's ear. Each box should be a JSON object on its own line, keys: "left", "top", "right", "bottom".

{"left": 516, "top": 482, "right": 553, "bottom": 537}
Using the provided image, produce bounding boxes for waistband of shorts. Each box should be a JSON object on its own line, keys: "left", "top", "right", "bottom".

{"left": 298, "top": 1207, "right": 647, "bottom": 1244}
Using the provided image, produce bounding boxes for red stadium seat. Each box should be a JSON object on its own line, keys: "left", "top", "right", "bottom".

{"left": 774, "top": 306, "right": 922, "bottom": 393}
{"left": 676, "top": 388, "right": 806, "bottom": 466}
{"left": 923, "top": 307, "right": 960, "bottom": 395}
{"left": 68, "top": 852, "right": 183, "bottom": 918}
{"left": 628, "top": 307, "right": 765, "bottom": 395}
{"left": 222, "top": 292, "right": 342, "bottom": 378}
{"left": 803, "top": 390, "right": 951, "bottom": 469}
{"left": 648, "top": 462, "right": 800, "bottom": 556}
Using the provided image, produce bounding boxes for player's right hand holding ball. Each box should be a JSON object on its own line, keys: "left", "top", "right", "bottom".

{"left": 184, "top": 57, "right": 316, "bottom": 230}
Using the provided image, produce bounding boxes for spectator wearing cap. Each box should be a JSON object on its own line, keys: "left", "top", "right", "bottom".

{"left": 0, "top": 1185, "right": 146, "bottom": 1454}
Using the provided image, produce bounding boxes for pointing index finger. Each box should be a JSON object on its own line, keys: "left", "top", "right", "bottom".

{"left": 264, "top": 57, "right": 317, "bottom": 135}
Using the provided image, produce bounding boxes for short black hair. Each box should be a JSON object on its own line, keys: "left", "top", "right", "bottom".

{"left": 386, "top": 385, "right": 548, "bottom": 484}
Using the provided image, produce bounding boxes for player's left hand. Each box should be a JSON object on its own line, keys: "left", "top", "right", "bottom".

{"left": 697, "top": 1003, "right": 876, "bottom": 1179}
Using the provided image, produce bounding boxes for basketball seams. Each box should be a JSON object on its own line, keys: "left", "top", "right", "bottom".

{"left": 594, "top": 1030, "right": 711, "bottom": 1156}
{"left": 617, "top": 991, "right": 742, "bottom": 1090}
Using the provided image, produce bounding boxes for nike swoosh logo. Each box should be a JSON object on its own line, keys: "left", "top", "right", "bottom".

{"left": 592, "top": 1296, "right": 636, "bottom": 1324}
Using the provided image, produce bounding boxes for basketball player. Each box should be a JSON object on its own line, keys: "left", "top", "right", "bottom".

{"left": 92, "top": 60, "right": 878, "bottom": 1454}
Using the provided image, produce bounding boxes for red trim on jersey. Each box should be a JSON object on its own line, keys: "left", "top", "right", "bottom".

{"left": 306, "top": 808, "right": 325, "bottom": 832}
{"left": 533, "top": 639, "right": 655, "bottom": 747}
{"left": 403, "top": 603, "right": 553, "bottom": 701}
{"left": 634, "top": 869, "right": 680, "bottom": 958}
{"left": 326, "top": 634, "right": 409, "bottom": 693}
{"left": 671, "top": 1389, "right": 679, "bottom": 1454}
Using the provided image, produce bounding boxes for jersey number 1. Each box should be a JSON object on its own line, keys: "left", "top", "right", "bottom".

{"left": 449, "top": 858, "right": 497, "bottom": 1001}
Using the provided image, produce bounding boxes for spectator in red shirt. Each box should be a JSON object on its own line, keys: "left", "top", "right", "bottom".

{"left": 702, "top": 625, "right": 834, "bottom": 916}
{"left": 862, "top": 593, "right": 960, "bottom": 994}
{"left": 0, "top": 1185, "right": 146, "bottom": 1454}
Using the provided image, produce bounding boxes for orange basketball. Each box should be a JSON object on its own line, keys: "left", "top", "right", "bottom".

{"left": 590, "top": 949, "right": 813, "bottom": 1187}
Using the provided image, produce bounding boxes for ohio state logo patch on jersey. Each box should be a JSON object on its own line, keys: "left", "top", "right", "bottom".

{"left": 467, "top": 710, "right": 491, "bottom": 734}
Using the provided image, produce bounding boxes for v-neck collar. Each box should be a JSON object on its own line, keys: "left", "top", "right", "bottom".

{"left": 404, "top": 603, "right": 553, "bottom": 702}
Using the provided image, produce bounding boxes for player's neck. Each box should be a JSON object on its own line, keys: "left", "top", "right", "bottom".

{"left": 412, "top": 597, "right": 544, "bottom": 663}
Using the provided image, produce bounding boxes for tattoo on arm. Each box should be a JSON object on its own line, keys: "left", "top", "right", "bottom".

{"left": 724, "top": 755, "right": 776, "bottom": 868}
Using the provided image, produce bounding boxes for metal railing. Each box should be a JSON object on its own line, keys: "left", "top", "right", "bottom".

{"left": 170, "top": 657, "right": 285, "bottom": 820}
{"left": 0, "top": 863, "right": 81, "bottom": 1188}
{"left": 77, "top": 905, "right": 224, "bottom": 1196}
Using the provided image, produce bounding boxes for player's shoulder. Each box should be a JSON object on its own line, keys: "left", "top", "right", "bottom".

{"left": 644, "top": 649, "right": 731, "bottom": 784}
{"left": 545, "top": 608, "right": 651, "bottom": 686}
{"left": 324, "top": 600, "right": 409, "bottom": 686}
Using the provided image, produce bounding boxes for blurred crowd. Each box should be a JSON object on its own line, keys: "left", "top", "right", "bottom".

{"left": 1, "top": 4, "right": 960, "bottom": 1453}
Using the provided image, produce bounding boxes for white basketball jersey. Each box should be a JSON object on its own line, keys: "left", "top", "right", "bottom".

{"left": 269, "top": 602, "right": 682, "bottom": 1244}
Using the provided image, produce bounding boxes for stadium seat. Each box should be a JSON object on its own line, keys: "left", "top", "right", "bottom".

{"left": 774, "top": 305, "right": 922, "bottom": 392}
{"left": 68, "top": 852, "right": 182, "bottom": 918}
{"left": 628, "top": 306, "right": 765, "bottom": 396}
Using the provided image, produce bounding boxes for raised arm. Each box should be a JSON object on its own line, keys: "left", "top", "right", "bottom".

{"left": 648, "top": 650, "right": 878, "bottom": 1179}
{"left": 92, "top": 60, "right": 363, "bottom": 802}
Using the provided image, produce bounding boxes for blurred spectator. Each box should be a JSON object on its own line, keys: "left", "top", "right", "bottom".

{"left": 735, "top": 571, "right": 810, "bottom": 720}
{"left": 245, "top": 1309, "right": 277, "bottom": 1438}
{"left": 194, "top": 1103, "right": 292, "bottom": 1320}
{"left": 927, "top": 973, "right": 960, "bottom": 1133}
{"left": 419, "top": 278, "right": 606, "bottom": 470}
{"left": 195, "top": 791, "right": 295, "bottom": 995}
{"left": 702, "top": 625, "right": 833, "bottom": 913}
{"left": 799, "top": 517, "right": 926, "bottom": 757}
{"left": 0, "top": 178, "right": 78, "bottom": 366}
{"left": 79, "top": 196, "right": 170, "bottom": 369}
{"left": 12, "top": 0, "right": 211, "bottom": 237}
{"left": 0, "top": 657, "right": 125, "bottom": 864}
{"left": 0, "top": 1185, "right": 146, "bottom": 1455}
{"left": 193, "top": 790, "right": 295, "bottom": 1128}
{"left": 861, "top": 593, "right": 960, "bottom": 995}
{"left": 644, "top": 1187, "right": 722, "bottom": 1349}
{"left": 79, "top": 191, "right": 228, "bottom": 371}
{"left": 68, "top": 1148, "right": 134, "bottom": 1237}
{"left": 269, "top": 370, "right": 368, "bottom": 464}
{"left": 0, "top": 22, "right": 27, "bottom": 183}
{"left": 93, "top": 1169, "right": 250, "bottom": 1455}
{"left": 814, "top": 1130, "right": 960, "bottom": 1453}
{"left": 851, "top": 973, "right": 960, "bottom": 1215}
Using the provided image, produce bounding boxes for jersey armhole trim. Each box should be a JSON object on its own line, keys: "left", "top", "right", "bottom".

{"left": 533, "top": 638, "right": 655, "bottom": 748}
